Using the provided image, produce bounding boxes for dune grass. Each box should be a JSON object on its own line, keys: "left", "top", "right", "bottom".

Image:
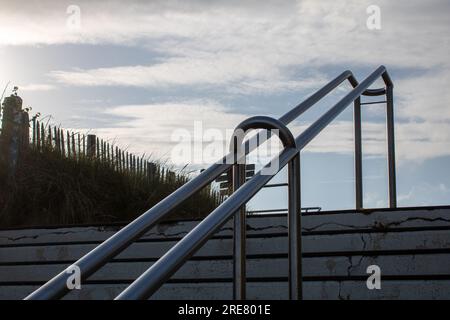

{"left": 0, "top": 144, "right": 221, "bottom": 228}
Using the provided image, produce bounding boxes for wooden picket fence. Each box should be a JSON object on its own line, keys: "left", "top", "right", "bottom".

{"left": 30, "top": 119, "right": 184, "bottom": 185}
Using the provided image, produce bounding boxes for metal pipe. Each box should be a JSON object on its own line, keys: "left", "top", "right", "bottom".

{"left": 115, "top": 147, "right": 299, "bottom": 300}
{"left": 26, "top": 66, "right": 394, "bottom": 301}
{"left": 117, "top": 116, "right": 298, "bottom": 300}
{"left": 232, "top": 116, "right": 296, "bottom": 148}
{"left": 279, "top": 71, "right": 356, "bottom": 124}
{"left": 386, "top": 84, "right": 397, "bottom": 208}
{"left": 25, "top": 161, "right": 232, "bottom": 300}
{"left": 295, "top": 66, "right": 388, "bottom": 149}
{"left": 360, "top": 100, "right": 387, "bottom": 105}
{"left": 26, "top": 71, "right": 356, "bottom": 300}
{"left": 232, "top": 163, "right": 246, "bottom": 300}
{"left": 362, "top": 88, "right": 386, "bottom": 96}
{"left": 229, "top": 116, "right": 297, "bottom": 300}
{"left": 246, "top": 207, "right": 321, "bottom": 214}
{"left": 288, "top": 153, "right": 302, "bottom": 299}
{"left": 232, "top": 137, "right": 247, "bottom": 299}
{"left": 262, "top": 183, "right": 289, "bottom": 188}
{"left": 354, "top": 97, "right": 363, "bottom": 210}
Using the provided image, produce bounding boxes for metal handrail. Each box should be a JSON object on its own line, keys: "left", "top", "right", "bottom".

{"left": 25, "top": 66, "right": 396, "bottom": 300}
{"left": 229, "top": 116, "right": 300, "bottom": 300}
{"left": 115, "top": 116, "right": 302, "bottom": 300}
{"left": 112, "top": 65, "right": 395, "bottom": 300}
{"left": 246, "top": 207, "right": 322, "bottom": 214}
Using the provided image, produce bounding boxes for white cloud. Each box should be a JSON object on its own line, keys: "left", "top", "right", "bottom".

{"left": 50, "top": 60, "right": 328, "bottom": 95}
{"left": 65, "top": 100, "right": 450, "bottom": 168}
{"left": 296, "top": 120, "right": 450, "bottom": 163}
{"left": 49, "top": 55, "right": 283, "bottom": 89}
{"left": 18, "top": 84, "right": 56, "bottom": 91}
{"left": 398, "top": 182, "right": 450, "bottom": 206}
{"left": 2, "top": 0, "right": 450, "bottom": 165}
{"left": 76, "top": 101, "right": 247, "bottom": 165}
{"left": 2, "top": 0, "right": 449, "bottom": 67}
{"left": 9, "top": 0, "right": 441, "bottom": 94}
{"left": 396, "top": 69, "right": 450, "bottom": 122}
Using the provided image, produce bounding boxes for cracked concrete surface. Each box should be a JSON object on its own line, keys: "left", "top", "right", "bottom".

{"left": 0, "top": 207, "right": 449, "bottom": 299}
{"left": 1, "top": 207, "right": 449, "bottom": 245}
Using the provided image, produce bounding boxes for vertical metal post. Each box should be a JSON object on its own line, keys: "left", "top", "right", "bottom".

{"left": 354, "top": 97, "right": 363, "bottom": 210}
{"left": 386, "top": 85, "right": 397, "bottom": 208}
{"left": 232, "top": 137, "right": 246, "bottom": 300}
{"left": 288, "top": 153, "right": 302, "bottom": 300}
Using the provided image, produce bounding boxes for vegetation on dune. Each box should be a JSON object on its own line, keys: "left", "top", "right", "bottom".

{"left": 0, "top": 90, "right": 221, "bottom": 228}
{"left": 0, "top": 144, "right": 220, "bottom": 228}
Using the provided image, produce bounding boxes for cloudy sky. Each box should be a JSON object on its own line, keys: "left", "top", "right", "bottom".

{"left": 1, "top": 0, "right": 449, "bottom": 211}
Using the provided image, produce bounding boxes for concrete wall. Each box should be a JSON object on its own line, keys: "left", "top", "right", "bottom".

{"left": 0, "top": 206, "right": 449, "bottom": 300}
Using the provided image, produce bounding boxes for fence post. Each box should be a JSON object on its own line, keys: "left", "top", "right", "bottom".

{"left": 36, "top": 120, "right": 41, "bottom": 150}
{"left": 77, "top": 133, "right": 81, "bottom": 160}
{"left": 101, "top": 140, "right": 104, "bottom": 162}
{"left": 96, "top": 137, "right": 100, "bottom": 159}
{"left": 87, "top": 134, "right": 96, "bottom": 158}
{"left": 60, "top": 129, "right": 65, "bottom": 156}
{"left": 72, "top": 133, "right": 76, "bottom": 158}
{"left": 147, "top": 162, "right": 156, "bottom": 182}
{"left": 82, "top": 134, "right": 86, "bottom": 156}
{"left": 67, "top": 131, "right": 71, "bottom": 158}
{"left": 143, "top": 160, "right": 147, "bottom": 177}
{"left": 54, "top": 127, "right": 59, "bottom": 153}
{"left": 116, "top": 147, "right": 120, "bottom": 171}
{"left": 32, "top": 118, "right": 36, "bottom": 147}
{"left": 107, "top": 143, "right": 110, "bottom": 166}
{"left": 48, "top": 126, "right": 52, "bottom": 148}
{"left": 0, "top": 94, "right": 29, "bottom": 176}
{"left": 40, "top": 123, "right": 45, "bottom": 149}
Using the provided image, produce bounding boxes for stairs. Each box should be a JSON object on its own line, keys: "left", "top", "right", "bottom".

{"left": 1, "top": 206, "right": 449, "bottom": 300}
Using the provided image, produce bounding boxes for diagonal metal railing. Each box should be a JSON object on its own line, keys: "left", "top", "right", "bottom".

{"left": 25, "top": 65, "right": 396, "bottom": 300}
